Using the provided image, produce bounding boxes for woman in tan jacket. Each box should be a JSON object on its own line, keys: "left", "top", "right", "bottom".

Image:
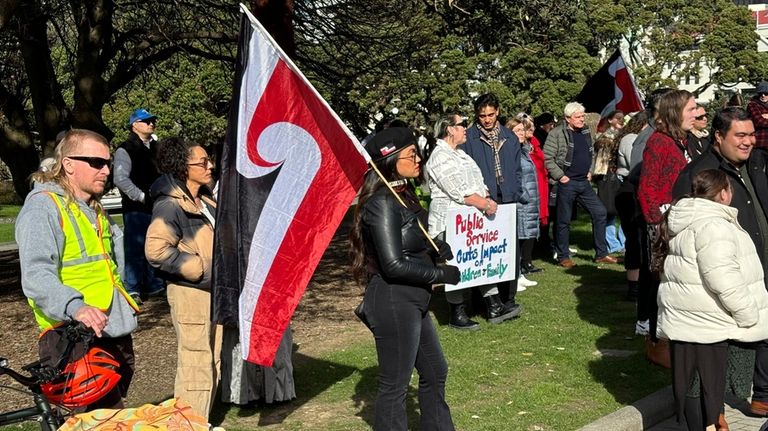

{"left": 145, "top": 137, "right": 221, "bottom": 421}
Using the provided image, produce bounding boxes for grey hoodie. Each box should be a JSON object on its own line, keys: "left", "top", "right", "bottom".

{"left": 15, "top": 182, "right": 138, "bottom": 337}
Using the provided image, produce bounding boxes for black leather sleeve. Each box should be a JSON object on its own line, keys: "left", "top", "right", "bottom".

{"left": 363, "top": 196, "right": 443, "bottom": 285}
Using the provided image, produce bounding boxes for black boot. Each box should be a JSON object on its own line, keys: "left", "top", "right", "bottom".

{"left": 484, "top": 294, "right": 521, "bottom": 324}
{"left": 522, "top": 262, "right": 543, "bottom": 274}
{"left": 449, "top": 303, "right": 480, "bottom": 331}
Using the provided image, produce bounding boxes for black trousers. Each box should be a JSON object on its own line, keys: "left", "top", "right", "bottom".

{"left": 364, "top": 276, "right": 455, "bottom": 431}
{"left": 753, "top": 340, "right": 768, "bottom": 402}
{"left": 670, "top": 340, "right": 728, "bottom": 430}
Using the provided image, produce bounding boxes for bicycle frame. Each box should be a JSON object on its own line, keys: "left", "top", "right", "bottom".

{"left": 0, "top": 359, "right": 64, "bottom": 431}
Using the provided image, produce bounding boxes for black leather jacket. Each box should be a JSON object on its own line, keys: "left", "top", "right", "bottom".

{"left": 362, "top": 189, "right": 452, "bottom": 287}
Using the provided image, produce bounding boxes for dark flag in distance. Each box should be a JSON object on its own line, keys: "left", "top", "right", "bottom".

{"left": 576, "top": 49, "right": 643, "bottom": 116}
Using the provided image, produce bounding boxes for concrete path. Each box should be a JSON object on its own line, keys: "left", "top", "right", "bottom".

{"left": 648, "top": 395, "right": 767, "bottom": 431}
{"left": 579, "top": 388, "right": 768, "bottom": 431}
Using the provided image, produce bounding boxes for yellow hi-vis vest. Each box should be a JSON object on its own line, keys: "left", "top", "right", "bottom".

{"left": 29, "top": 193, "right": 140, "bottom": 333}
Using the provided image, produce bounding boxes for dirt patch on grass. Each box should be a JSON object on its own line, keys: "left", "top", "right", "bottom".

{"left": 0, "top": 220, "right": 369, "bottom": 428}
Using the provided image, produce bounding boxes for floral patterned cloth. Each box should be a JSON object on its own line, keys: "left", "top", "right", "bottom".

{"left": 58, "top": 398, "right": 209, "bottom": 431}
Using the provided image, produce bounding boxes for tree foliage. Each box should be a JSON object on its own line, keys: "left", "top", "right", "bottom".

{"left": 0, "top": 0, "right": 765, "bottom": 200}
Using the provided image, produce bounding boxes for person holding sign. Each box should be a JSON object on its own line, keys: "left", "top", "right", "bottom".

{"left": 463, "top": 93, "right": 524, "bottom": 312}
{"left": 349, "top": 127, "right": 460, "bottom": 430}
{"left": 426, "top": 113, "right": 521, "bottom": 330}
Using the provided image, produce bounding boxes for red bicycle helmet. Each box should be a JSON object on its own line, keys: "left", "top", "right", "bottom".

{"left": 41, "top": 347, "right": 121, "bottom": 407}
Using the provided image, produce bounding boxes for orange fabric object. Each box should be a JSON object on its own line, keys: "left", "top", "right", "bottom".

{"left": 58, "top": 398, "right": 209, "bottom": 431}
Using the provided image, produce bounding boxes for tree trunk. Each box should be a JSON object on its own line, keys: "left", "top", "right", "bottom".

{"left": 17, "top": 0, "right": 70, "bottom": 157}
{"left": 251, "top": 0, "right": 295, "bottom": 58}
{"left": 0, "top": 85, "right": 40, "bottom": 199}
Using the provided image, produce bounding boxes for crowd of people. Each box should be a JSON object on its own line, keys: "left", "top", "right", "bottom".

{"left": 352, "top": 82, "right": 768, "bottom": 430}
{"left": 13, "top": 80, "right": 768, "bottom": 430}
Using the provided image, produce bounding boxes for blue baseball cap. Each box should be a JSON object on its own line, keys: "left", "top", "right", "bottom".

{"left": 128, "top": 108, "right": 157, "bottom": 126}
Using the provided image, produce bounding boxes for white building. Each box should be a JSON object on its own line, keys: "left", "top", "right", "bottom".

{"left": 671, "top": 1, "right": 768, "bottom": 102}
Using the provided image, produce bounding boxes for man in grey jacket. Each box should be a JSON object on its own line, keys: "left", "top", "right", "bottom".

{"left": 543, "top": 102, "right": 617, "bottom": 268}
{"left": 16, "top": 129, "right": 139, "bottom": 409}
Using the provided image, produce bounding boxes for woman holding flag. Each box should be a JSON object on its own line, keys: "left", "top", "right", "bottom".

{"left": 350, "top": 127, "right": 460, "bottom": 430}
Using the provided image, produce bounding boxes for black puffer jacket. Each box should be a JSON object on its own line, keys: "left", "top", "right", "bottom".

{"left": 362, "top": 188, "right": 456, "bottom": 288}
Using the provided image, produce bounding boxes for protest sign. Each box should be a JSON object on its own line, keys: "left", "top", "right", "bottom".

{"left": 444, "top": 204, "right": 516, "bottom": 292}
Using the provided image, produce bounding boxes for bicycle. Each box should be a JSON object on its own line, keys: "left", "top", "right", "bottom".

{"left": 0, "top": 322, "right": 96, "bottom": 430}
{"left": 0, "top": 355, "right": 64, "bottom": 430}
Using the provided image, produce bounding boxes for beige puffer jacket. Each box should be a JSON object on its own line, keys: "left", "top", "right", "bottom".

{"left": 658, "top": 197, "right": 768, "bottom": 343}
{"left": 145, "top": 174, "right": 216, "bottom": 289}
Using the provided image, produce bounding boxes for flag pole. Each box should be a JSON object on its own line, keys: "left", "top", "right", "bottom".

{"left": 367, "top": 160, "right": 440, "bottom": 253}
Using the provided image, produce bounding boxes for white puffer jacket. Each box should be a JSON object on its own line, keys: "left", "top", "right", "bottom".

{"left": 658, "top": 197, "right": 768, "bottom": 343}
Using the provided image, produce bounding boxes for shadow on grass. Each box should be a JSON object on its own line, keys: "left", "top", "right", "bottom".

{"left": 351, "top": 365, "right": 421, "bottom": 429}
{"left": 209, "top": 349, "right": 359, "bottom": 427}
{"left": 566, "top": 214, "right": 670, "bottom": 418}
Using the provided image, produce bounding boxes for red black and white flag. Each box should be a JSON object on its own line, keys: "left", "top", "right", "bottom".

{"left": 576, "top": 49, "right": 644, "bottom": 116}
{"left": 213, "top": 5, "right": 370, "bottom": 366}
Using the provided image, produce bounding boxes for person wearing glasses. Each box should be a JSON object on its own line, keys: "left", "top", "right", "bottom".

{"left": 114, "top": 108, "right": 165, "bottom": 305}
{"left": 426, "top": 113, "right": 519, "bottom": 331}
{"left": 747, "top": 81, "right": 768, "bottom": 148}
{"left": 350, "top": 127, "right": 460, "bottom": 430}
{"left": 16, "top": 129, "right": 139, "bottom": 410}
{"left": 145, "top": 137, "right": 222, "bottom": 421}
{"left": 686, "top": 105, "right": 711, "bottom": 158}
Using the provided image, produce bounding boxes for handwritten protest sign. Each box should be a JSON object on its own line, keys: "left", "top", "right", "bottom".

{"left": 444, "top": 204, "right": 516, "bottom": 292}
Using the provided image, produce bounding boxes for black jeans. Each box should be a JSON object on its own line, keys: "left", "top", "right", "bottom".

{"left": 364, "top": 276, "right": 455, "bottom": 431}
{"left": 555, "top": 179, "right": 608, "bottom": 260}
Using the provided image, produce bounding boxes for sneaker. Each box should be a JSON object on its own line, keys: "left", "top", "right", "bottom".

{"left": 517, "top": 284, "right": 527, "bottom": 292}
{"left": 129, "top": 292, "right": 143, "bottom": 306}
{"left": 518, "top": 274, "right": 538, "bottom": 287}
{"left": 635, "top": 319, "right": 649, "bottom": 336}
{"left": 569, "top": 246, "right": 578, "bottom": 253}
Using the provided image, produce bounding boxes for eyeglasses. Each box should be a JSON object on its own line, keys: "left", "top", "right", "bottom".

{"left": 695, "top": 115, "right": 708, "bottom": 120}
{"left": 139, "top": 118, "right": 157, "bottom": 125}
{"left": 398, "top": 152, "right": 419, "bottom": 164}
{"left": 188, "top": 158, "right": 212, "bottom": 168}
{"left": 450, "top": 119, "right": 468, "bottom": 128}
{"left": 66, "top": 156, "right": 111, "bottom": 170}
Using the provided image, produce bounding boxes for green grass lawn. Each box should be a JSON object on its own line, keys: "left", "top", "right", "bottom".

{"left": 0, "top": 205, "right": 121, "bottom": 244}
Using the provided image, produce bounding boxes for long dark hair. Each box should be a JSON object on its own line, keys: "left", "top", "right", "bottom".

{"left": 349, "top": 154, "right": 419, "bottom": 285}
{"left": 652, "top": 169, "right": 731, "bottom": 273}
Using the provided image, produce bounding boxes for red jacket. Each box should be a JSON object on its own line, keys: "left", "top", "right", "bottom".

{"left": 530, "top": 136, "right": 549, "bottom": 225}
{"left": 747, "top": 98, "right": 768, "bottom": 148}
{"left": 638, "top": 131, "right": 690, "bottom": 224}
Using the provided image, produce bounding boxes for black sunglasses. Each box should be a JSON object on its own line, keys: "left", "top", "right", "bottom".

{"left": 139, "top": 118, "right": 157, "bottom": 125}
{"left": 761, "top": 93, "right": 768, "bottom": 97}
{"left": 451, "top": 119, "right": 468, "bottom": 128}
{"left": 67, "top": 156, "right": 111, "bottom": 169}
{"left": 695, "top": 115, "right": 707, "bottom": 120}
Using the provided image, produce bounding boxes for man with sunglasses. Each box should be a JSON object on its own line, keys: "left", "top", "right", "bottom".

{"left": 747, "top": 81, "right": 768, "bottom": 148}
{"left": 114, "top": 108, "right": 164, "bottom": 305}
{"left": 16, "top": 129, "right": 139, "bottom": 409}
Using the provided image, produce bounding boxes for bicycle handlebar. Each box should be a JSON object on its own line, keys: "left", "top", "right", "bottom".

{"left": 1, "top": 321, "right": 95, "bottom": 388}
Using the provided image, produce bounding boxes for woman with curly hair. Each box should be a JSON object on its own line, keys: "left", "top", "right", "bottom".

{"left": 145, "top": 137, "right": 222, "bottom": 420}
